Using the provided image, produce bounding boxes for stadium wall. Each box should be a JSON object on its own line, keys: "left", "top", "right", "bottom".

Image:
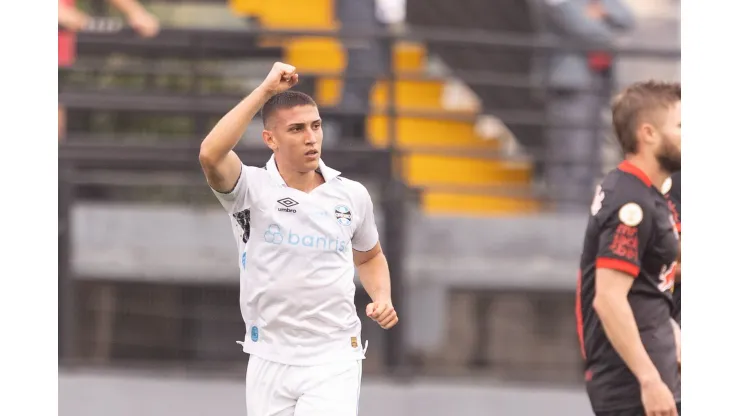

{"left": 70, "top": 203, "right": 586, "bottom": 355}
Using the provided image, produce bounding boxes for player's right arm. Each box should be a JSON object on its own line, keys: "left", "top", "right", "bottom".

{"left": 199, "top": 62, "right": 298, "bottom": 193}
{"left": 594, "top": 270, "right": 671, "bottom": 378}
{"left": 592, "top": 198, "right": 677, "bottom": 416}
{"left": 595, "top": 270, "right": 677, "bottom": 416}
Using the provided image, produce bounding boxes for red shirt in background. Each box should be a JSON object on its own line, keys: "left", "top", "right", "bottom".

{"left": 58, "top": 0, "right": 77, "bottom": 67}
{"left": 588, "top": 52, "right": 612, "bottom": 72}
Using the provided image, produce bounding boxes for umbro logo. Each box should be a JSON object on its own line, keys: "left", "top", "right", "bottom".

{"left": 277, "top": 197, "right": 299, "bottom": 213}
{"left": 278, "top": 198, "right": 299, "bottom": 208}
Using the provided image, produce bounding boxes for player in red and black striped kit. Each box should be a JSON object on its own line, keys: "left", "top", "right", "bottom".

{"left": 576, "top": 81, "right": 681, "bottom": 416}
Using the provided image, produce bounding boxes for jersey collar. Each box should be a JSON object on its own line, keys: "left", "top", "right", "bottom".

{"left": 265, "top": 154, "right": 341, "bottom": 187}
{"left": 617, "top": 160, "right": 653, "bottom": 188}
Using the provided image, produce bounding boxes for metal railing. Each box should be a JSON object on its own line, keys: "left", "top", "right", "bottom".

{"left": 61, "top": 23, "right": 680, "bottom": 194}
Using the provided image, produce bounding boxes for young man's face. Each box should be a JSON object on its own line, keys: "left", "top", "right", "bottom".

{"left": 263, "top": 105, "right": 323, "bottom": 173}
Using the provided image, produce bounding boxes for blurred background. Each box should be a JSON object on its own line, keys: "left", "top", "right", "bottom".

{"left": 57, "top": 0, "right": 680, "bottom": 415}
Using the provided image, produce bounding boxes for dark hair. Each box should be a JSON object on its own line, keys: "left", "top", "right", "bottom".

{"left": 261, "top": 91, "right": 317, "bottom": 128}
{"left": 611, "top": 80, "right": 681, "bottom": 154}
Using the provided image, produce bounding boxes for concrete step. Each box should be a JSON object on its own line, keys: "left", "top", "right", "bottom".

{"left": 406, "top": 214, "right": 587, "bottom": 258}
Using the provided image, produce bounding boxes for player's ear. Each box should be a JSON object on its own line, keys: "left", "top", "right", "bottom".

{"left": 263, "top": 130, "right": 278, "bottom": 151}
{"left": 637, "top": 121, "right": 658, "bottom": 147}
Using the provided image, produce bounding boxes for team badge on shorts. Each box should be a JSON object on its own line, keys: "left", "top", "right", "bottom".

{"left": 250, "top": 326, "right": 259, "bottom": 342}
{"left": 351, "top": 336, "right": 358, "bottom": 348}
{"left": 334, "top": 205, "right": 352, "bottom": 226}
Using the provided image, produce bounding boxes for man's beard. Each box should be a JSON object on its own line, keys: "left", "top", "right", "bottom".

{"left": 656, "top": 141, "right": 681, "bottom": 173}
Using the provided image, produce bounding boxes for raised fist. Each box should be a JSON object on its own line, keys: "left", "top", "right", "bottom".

{"left": 260, "top": 62, "right": 299, "bottom": 95}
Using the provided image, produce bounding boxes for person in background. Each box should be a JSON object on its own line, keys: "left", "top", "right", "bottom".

{"left": 539, "top": 0, "right": 635, "bottom": 212}
{"left": 335, "top": 0, "right": 405, "bottom": 143}
{"left": 58, "top": 0, "right": 160, "bottom": 141}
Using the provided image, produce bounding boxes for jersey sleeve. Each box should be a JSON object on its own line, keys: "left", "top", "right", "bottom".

{"left": 211, "top": 164, "right": 254, "bottom": 214}
{"left": 595, "top": 198, "right": 654, "bottom": 278}
{"left": 351, "top": 184, "right": 380, "bottom": 252}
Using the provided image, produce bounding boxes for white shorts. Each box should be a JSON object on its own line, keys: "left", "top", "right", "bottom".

{"left": 245, "top": 355, "right": 363, "bottom": 416}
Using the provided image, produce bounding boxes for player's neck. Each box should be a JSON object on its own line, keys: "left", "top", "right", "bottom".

{"left": 624, "top": 155, "right": 669, "bottom": 190}
{"left": 275, "top": 160, "right": 324, "bottom": 192}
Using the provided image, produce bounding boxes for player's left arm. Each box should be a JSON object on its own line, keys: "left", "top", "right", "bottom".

{"left": 354, "top": 243, "right": 397, "bottom": 330}
{"left": 351, "top": 186, "right": 398, "bottom": 330}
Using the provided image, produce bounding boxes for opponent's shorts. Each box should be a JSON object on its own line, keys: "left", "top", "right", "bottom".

{"left": 246, "top": 355, "right": 363, "bottom": 416}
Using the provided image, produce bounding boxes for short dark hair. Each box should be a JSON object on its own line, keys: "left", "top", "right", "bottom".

{"left": 261, "top": 91, "right": 317, "bottom": 128}
{"left": 611, "top": 80, "right": 681, "bottom": 154}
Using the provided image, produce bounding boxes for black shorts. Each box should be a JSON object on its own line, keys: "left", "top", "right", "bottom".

{"left": 595, "top": 402, "right": 681, "bottom": 416}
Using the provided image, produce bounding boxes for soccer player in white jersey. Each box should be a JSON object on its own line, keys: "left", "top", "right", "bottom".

{"left": 199, "top": 62, "right": 398, "bottom": 416}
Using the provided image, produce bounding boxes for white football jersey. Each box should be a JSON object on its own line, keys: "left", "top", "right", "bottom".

{"left": 212, "top": 155, "right": 379, "bottom": 365}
